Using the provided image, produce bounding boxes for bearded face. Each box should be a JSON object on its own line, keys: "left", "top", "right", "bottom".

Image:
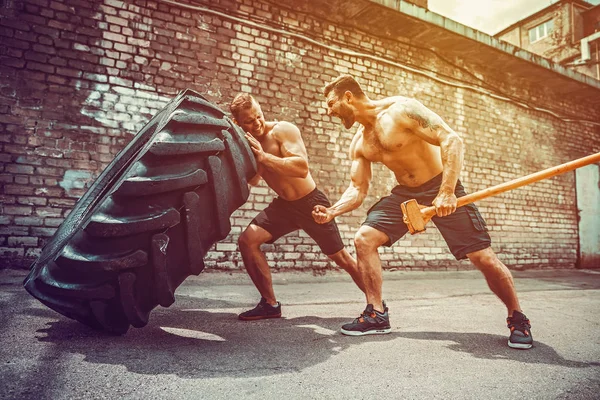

{"left": 326, "top": 93, "right": 356, "bottom": 129}
{"left": 337, "top": 102, "right": 356, "bottom": 129}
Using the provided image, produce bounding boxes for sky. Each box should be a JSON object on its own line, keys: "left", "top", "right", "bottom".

{"left": 429, "top": 0, "right": 600, "bottom": 35}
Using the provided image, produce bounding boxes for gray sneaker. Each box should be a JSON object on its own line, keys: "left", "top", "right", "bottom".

{"left": 341, "top": 304, "right": 391, "bottom": 336}
{"left": 507, "top": 311, "right": 533, "bottom": 349}
{"left": 238, "top": 297, "right": 282, "bottom": 321}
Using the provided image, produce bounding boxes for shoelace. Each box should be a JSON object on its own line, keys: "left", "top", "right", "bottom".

{"left": 507, "top": 316, "right": 531, "bottom": 333}
{"left": 351, "top": 309, "right": 374, "bottom": 323}
{"left": 352, "top": 311, "right": 366, "bottom": 323}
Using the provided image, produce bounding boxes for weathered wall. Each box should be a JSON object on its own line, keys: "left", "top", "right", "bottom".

{"left": 1, "top": 0, "right": 599, "bottom": 271}
{"left": 583, "top": 5, "right": 600, "bottom": 36}
{"left": 496, "top": 2, "right": 600, "bottom": 79}
{"left": 497, "top": 3, "right": 576, "bottom": 61}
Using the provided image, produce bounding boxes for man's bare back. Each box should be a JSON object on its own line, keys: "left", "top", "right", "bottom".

{"left": 352, "top": 96, "right": 448, "bottom": 188}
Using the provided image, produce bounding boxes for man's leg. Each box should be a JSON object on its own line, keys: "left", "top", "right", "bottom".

{"left": 338, "top": 225, "right": 391, "bottom": 336}
{"left": 238, "top": 224, "right": 277, "bottom": 305}
{"left": 296, "top": 188, "right": 365, "bottom": 293}
{"left": 327, "top": 249, "right": 365, "bottom": 294}
{"left": 467, "top": 247, "right": 521, "bottom": 315}
{"left": 467, "top": 247, "right": 533, "bottom": 349}
{"left": 354, "top": 225, "right": 390, "bottom": 313}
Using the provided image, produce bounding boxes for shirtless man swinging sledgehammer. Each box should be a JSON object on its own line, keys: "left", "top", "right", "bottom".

{"left": 312, "top": 75, "right": 533, "bottom": 349}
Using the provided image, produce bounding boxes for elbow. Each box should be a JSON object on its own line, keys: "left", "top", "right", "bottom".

{"left": 248, "top": 174, "right": 261, "bottom": 186}
{"left": 443, "top": 134, "right": 464, "bottom": 155}
{"left": 356, "top": 191, "right": 367, "bottom": 207}
{"left": 451, "top": 133, "right": 464, "bottom": 149}
{"left": 457, "top": 136, "right": 465, "bottom": 158}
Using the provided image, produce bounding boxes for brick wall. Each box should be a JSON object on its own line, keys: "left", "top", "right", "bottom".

{"left": 1, "top": 0, "right": 599, "bottom": 271}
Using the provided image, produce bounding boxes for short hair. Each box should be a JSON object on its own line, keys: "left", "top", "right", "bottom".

{"left": 323, "top": 75, "right": 365, "bottom": 98}
{"left": 229, "top": 92, "right": 256, "bottom": 120}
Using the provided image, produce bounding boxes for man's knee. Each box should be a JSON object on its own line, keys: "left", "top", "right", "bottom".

{"left": 238, "top": 227, "right": 265, "bottom": 249}
{"left": 467, "top": 247, "right": 498, "bottom": 269}
{"left": 354, "top": 226, "right": 386, "bottom": 254}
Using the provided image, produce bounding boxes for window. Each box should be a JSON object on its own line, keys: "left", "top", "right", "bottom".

{"left": 528, "top": 20, "right": 554, "bottom": 43}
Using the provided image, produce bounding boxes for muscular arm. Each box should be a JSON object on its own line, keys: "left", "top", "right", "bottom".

{"left": 246, "top": 122, "right": 309, "bottom": 178}
{"left": 329, "top": 156, "right": 371, "bottom": 217}
{"left": 313, "top": 131, "right": 371, "bottom": 223}
{"left": 404, "top": 99, "right": 464, "bottom": 215}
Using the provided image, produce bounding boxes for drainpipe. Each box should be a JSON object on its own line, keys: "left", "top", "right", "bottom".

{"left": 571, "top": 2, "right": 575, "bottom": 44}
{"left": 596, "top": 42, "right": 599, "bottom": 80}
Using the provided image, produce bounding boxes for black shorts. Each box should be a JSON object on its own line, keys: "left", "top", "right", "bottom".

{"left": 363, "top": 174, "right": 491, "bottom": 260}
{"left": 251, "top": 187, "right": 344, "bottom": 256}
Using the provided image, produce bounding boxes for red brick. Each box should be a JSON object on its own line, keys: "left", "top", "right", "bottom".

{"left": 3, "top": 206, "right": 33, "bottom": 216}
{"left": 14, "top": 217, "right": 44, "bottom": 226}
{"left": 0, "top": 57, "right": 26, "bottom": 68}
{"left": 8, "top": 236, "right": 39, "bottom": 247}
{"left": 4, "top": 185, "right": 35, "bottom": 195}
{"left": 17, "top": 196, "right": 47, "bottom": 206}
{"left": 31, "top": 227, "right": 57, "bottom": 237}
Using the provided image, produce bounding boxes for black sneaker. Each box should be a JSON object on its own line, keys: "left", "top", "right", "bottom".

{"left": 340, "top": 304, "right": 391, "bottom": 336}
{"left": 507, "top": 311, "right": 533, "bottom": 349}
{"left": 239, "top": 297, "right": 282, "bottom": 321}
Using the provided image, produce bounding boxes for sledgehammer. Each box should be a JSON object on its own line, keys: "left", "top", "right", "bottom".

{"left": 401, "top": 151, "right": 600, "bottom": 234}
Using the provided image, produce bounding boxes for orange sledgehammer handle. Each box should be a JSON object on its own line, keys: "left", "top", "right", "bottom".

{"left": 403, "top": 151, "right": 600, "bottom": 234}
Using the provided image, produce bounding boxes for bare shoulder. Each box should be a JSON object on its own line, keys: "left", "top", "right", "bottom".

{"left": 386, "top": 98, "right": 448, "bottom": 131}
{"left": 272, "top": 121, "right": 300, "bottom": 134}
{"left": 386, "top": 97, "right": 430, "bottom": 117}
{"left": 271, "top": 121, "right": 301, "bottom": 141}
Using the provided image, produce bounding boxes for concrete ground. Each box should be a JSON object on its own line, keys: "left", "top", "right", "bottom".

{"left": 1, "top": 268, "right": 599, "bottom": 400}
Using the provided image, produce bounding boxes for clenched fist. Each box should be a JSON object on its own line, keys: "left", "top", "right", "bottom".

{"left": 432, "top": 191, "right": 457, "bottom": 217}
{"left": 312, "top": 204, "right": 334, "bottom": 224}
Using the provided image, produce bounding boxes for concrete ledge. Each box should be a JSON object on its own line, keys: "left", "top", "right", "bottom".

{"left": 373, "top": 0, "right": 600, "bottom": 91}
{"left": 270, "top": 0, "right": 600, "bottom": 103}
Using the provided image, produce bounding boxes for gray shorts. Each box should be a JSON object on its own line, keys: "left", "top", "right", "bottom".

{"left": 363, "top": 174, "right": 491, "bottom": 260}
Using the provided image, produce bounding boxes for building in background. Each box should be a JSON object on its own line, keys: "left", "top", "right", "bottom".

{"left": 495, "top": 0, "right": 600, "bottom": 80}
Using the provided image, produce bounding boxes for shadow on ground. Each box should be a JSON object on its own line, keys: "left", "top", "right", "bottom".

{"left": 27, "top": 295, "right": 599, "bottom": 379}
{"left": 395, "top": 331, "right": 600, "bottom": 368}
{"left": 28, "top": 295, "right": 384, "bottom": 379}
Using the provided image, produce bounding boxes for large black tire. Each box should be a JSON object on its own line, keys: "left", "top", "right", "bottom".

{"left": 23, "top": 89, "right": 257, "bottom": 334}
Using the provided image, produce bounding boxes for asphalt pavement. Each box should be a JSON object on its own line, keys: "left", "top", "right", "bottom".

{"left": 1, "top": 268, "right": 599, "bottom": 399}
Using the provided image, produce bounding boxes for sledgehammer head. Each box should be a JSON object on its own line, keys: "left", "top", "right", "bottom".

{"left": 401, "top": 199, "right": 427, "bottom": 234}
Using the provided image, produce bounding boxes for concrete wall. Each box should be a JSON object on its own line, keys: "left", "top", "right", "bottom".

{"left": 1, "top": 0, "right": 599, "bottom": 271}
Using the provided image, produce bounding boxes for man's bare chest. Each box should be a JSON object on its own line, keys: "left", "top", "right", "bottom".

{"left": 259, "top": 136, "right": 281, "bottom": 157}
{"left": 360, "top": 125, "right": 414, "bottom": 162}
